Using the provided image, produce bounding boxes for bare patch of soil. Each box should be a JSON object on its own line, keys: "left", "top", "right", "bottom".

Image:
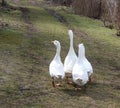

{"left": 19, "top": 7, "right": 39, "bottom": 34}
{"left": 45, "top": 8, "right": 68, "bottom": 25}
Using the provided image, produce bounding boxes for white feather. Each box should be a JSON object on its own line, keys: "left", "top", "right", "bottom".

{"left": 78, "top": 43, "right": 93, "bottom": 77}
{"left": 49, "top": 40, "right": 65, "bottom": 81}
{"left": 64, "top": 30, "right": 77, "bottom": 73}
{"left": 72, "top": 43, "right": 89, "bottom": 86}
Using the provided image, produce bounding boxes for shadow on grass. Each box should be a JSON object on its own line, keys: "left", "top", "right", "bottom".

{"left": 61, "top": 88, "right": 87, "bottom": 97}
{"left": 60, "top": 82, "right": 120, "bottom": 102}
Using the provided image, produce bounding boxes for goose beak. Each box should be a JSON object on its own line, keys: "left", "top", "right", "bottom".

{"left": 51, "top": 41, "right": 54, "bottom": 44}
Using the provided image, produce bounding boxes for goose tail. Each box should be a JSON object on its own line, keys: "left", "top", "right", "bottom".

{"left": 76, "top": 79, "right": 83, "bottom": 85}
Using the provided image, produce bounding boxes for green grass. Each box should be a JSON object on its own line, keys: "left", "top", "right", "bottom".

{"left": 0, "top": 29, "right": 23, "bottom": 45}
{"left": 0, "top": 0, "right": 120, "bottom": 108}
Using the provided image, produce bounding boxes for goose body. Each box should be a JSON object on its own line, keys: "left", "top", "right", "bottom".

{"left": 49, "top": 40, "right": 65, "bottom": 87}
{"left": 72, "top": 44, "right": 89, "bottom": 86}
{"left": 79, "top": 43, "right": 93, "bottom": 82}
{"left": 64, "top": 30, "right": 77, "bottom": 74}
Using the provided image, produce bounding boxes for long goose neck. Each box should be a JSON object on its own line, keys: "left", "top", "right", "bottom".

{"left": 54, "top": 45, "right": 61, "bottom": 61}
{"left": 70, "top": 36, "right": 73, "bottom": 48}
{"left": 69, "top": 36, "right": 75, "bottom": 52}
{"left": 78, "top": 46, "right": 86, "bottom": 60}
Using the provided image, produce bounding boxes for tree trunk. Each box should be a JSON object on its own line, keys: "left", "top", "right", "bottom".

{"left": 72, "top": 0, "right": 101, "bottom": 18}
{"left": 1, "top": 0, "right": 6, "bottom": 6}
{"left": 116, "top": 0, "right": 120, "bottom": 36}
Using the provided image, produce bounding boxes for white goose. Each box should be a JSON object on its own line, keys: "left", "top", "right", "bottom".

{"left": 80, "top": 43, "right": 93, "bottom": 83}
{"left": 64, "top": 30, "right": 77, "bottom": 83}
{"left": 49, "top": 40, "right": 65, "bottom": 87}
{"left": 72, "top": 43, "right": 89, "bottom": 89}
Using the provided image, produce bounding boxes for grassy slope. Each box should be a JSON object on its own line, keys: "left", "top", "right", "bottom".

{"left": 0, "top": 1, "right": 120, "bottom": 108}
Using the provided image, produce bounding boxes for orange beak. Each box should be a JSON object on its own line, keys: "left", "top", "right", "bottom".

{"left": 51, "top": 41, "right": 54, "bottom": 44}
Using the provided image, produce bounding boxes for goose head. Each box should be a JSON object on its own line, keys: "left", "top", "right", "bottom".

{"left": 51, "top": 40, "right": 61, "bottom": 60}
{"left": 52, "top": 40, "right": 61, "bottom": 50}
{"left": 68, "top": 30, "right": 73, "bottom": 39}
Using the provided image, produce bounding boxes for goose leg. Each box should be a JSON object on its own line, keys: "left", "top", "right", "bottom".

{"left": 66, "top": 76, "right": 69, "bottom": 84}
{"left": 52, "top": 77, "right": 55, "bottom": 87}
{"left": 55, "top": 76, "right": 62, "bottom": 87}
{"left": 75, "top": 86, "right": 82, "bottom": 91}
{"left": 72, "top": 83, "right": 81, "bottom": 90}
{"left": 66, "top": 76, "right": 73, "bottom": 84}
{"left": 56, "top": 83, "right": 62, "bottom": 87}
